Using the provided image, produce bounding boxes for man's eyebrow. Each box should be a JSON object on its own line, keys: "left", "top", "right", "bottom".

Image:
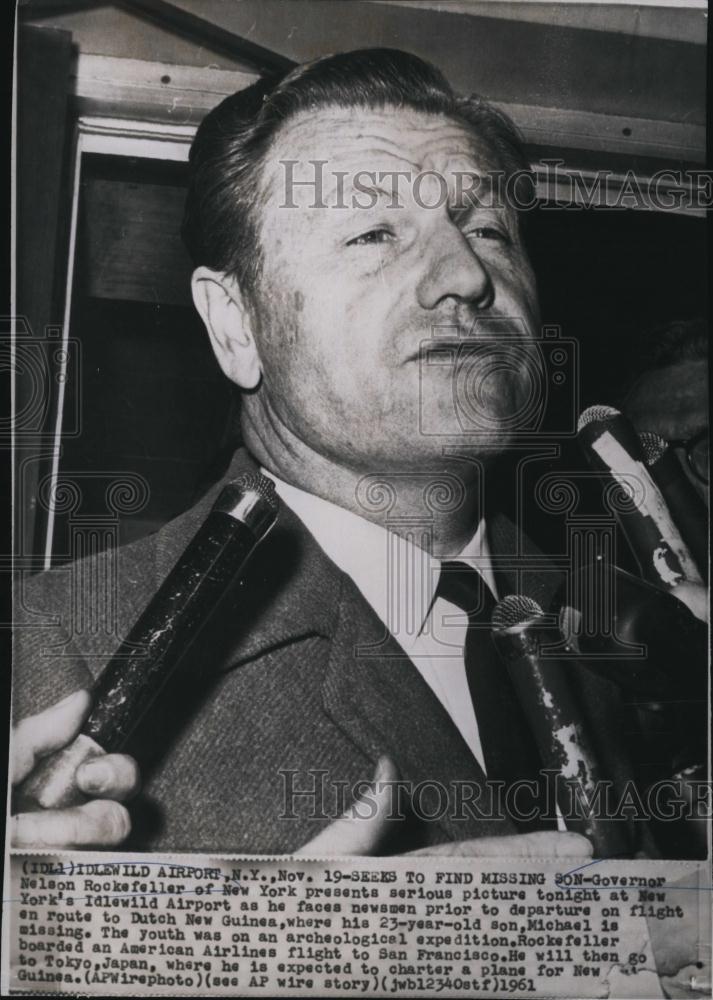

{"left": 449, "top": 194, "right": 481, "bottom": 220}
{"left": 448, "top": 194, "right": 507, "bottom": 222}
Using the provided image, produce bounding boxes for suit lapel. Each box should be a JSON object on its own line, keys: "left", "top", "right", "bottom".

{"left": 320, "top": 576, "right": 517, "bottom": 841}
{"left": 173, "top": 449, "right": 341, "bottom": 666}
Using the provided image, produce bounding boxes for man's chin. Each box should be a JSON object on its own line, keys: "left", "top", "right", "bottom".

{"left": 459, "top": 368, "right": 543, "bottom": 429}
{"left": 420, "top": 391, "right": 542, "bottom": 442}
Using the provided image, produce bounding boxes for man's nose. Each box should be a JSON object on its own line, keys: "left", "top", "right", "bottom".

{"left": 415, "top": 223, "right": 494, "bottom": 311}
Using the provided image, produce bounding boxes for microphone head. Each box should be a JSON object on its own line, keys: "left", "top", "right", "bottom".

{"left": 232, "top": 472, "right": 279, "bottom": 506}
{"left": 492, "top": 594, "right": 543, "bottom": 631}
{"left": 213, "top": 472, "right": 279, "bottom": 538}
{"left": 638, "top": 430, "right": 667, "bottom": 466}
{"left": 577, "top": 404, "right": 620, "bottom": 433}
{"left": 577, "top": 404, "right": 649, "bottom": 469}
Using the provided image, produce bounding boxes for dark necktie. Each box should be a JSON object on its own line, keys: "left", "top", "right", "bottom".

{"left": 436, "top": 560, "right": 554, "bottom": 832}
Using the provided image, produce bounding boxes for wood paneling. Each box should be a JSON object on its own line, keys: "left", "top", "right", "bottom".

{"left": 118, "top": 0, "right": 706, "bottom": 124}
{"left": 80, "top": 178, "right": 193, "bottom": 305}
{"left": 25, "top": 1, "right": 707, "bottom": 144}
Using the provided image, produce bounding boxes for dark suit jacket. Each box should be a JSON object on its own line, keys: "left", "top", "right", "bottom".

{"left": 14, "top": 449, "right": 642, "bottom": 854}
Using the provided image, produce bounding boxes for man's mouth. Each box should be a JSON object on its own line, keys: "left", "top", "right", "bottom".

{"left": 404, "top": 315, "right": 533, "bottom": 364}
{"left": 407, "top": 336, "right": 529, "bottom": 366}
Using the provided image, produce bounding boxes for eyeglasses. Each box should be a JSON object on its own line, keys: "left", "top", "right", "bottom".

{"left": 667, "top": 427, "right": 709, "bottom": 485}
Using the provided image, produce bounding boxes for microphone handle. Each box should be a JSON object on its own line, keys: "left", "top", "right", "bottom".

{"left": 16, "top": 481, "right": 277, "bottom": 812}
{"left": 578, "top": 410, "right": 648, "bottom": 464}
{"left": 648, "top": 449, "right": 708, "bottom": 582}
{"left": 84, "top": 511, "right": 259, "bottom": 751}
{"left": 578, "top": 420, "right": 702, "bottom": 588}
{"left": 493, "top": 621, "right": 633, "bottom": 858}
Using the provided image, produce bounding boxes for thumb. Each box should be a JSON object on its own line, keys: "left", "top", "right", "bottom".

{"left": 297, "top": 756, "right": 399, "bottom": 856}
{"left": 12, "top": 690, "right": 92, "bottom": 785}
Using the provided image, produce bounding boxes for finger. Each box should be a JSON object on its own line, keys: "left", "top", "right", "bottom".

{"left": 671, "top": 582, "right": 709, "bottom": 624}
{"left": 298, "top": 756, "right": 399, "bottom": 856}
{"left": 12, "top": 690, "right": 92, "bottom": 785}
{"left": 409, "top": 831, "right": 593, "bottom": 858}
{"left": 12, "top": 799, "right": 131, "bottom": 849}
{"left": 76, "top": 754, "right": 141, "bottom": 801}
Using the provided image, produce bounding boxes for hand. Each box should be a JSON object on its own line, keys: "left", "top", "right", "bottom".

{"left": 297, "top": 756, "right": 400, "bottom": 855}
{"left": 298, "top": 757, "right": 593, "bottom": 859}
{"left": 407, "top": 830, "right": 593, "bottom": 858}
{"left": 12, "top": 689, "right": 139, "bottom": 848}
{"left": 645, "top": 873, "right": 710, "bottom": 991}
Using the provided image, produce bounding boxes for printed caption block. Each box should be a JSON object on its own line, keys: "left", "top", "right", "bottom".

{"left": 5, "top": 853, "right": 710, "bottom": 998}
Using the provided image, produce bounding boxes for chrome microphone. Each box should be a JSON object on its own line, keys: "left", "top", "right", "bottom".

{"left": 17, "top": 472, "right": 280, "bottom": 812}
{"left": 638, "top": 430, "right": 708, "bottom": 582}
{"left": 577, "top": 405, "right": 702, "bottom": 588}
{"left": 492, "top": 595, "right": 632, "bottom": 857}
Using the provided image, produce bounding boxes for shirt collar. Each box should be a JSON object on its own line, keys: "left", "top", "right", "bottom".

{"left": 262, "top": 469, "right": 496, "bottom": 654}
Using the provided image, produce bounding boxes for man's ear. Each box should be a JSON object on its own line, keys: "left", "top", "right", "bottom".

{"left": 191, "top": 267, "right": 262, "bottom": 390}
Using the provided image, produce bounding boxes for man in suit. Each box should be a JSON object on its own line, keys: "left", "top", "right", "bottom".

{"left": 11, "top": 49, "right": 700, "bottom": 857}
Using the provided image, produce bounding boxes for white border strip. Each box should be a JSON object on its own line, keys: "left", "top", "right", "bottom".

{"left": 42, "top": 129, "right": 84, "bottom": 570}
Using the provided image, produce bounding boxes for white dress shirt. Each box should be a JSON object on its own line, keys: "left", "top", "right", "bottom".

{"left": 263, "top": 469, "right": 498, "bottom": 773}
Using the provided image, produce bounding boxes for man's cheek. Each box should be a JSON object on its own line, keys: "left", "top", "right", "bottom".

{"left": 501, "top": 257, "right": 539, "bottom": 322}
{"left": 281, "top": 318, "right": 302, "bottom": 347}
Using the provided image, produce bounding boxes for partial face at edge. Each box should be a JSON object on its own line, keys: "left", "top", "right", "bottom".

{"left": 625, "top": 358, "right": 709, "bottom": 503}
{"left": 242, "top": 105, "right": 542, "bottom": 472}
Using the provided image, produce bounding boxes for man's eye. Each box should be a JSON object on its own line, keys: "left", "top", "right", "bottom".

{"left": 346, "top": 228, "right": 393, "bottom": 247}
{"left": 467, "top": 226, "right": 510, "bottom": 244}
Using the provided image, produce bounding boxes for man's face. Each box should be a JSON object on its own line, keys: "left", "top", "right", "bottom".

{"left": 246, "top": 105, "right": 540, "bottom": 473}
{"left": 625, "top": 357, "right": 709, "bottom": 503}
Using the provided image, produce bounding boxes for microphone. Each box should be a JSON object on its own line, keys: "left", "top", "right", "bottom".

{"left": 577, "top": 405, "right": 702, "bottom": 588}
{"left": 638, "top": 430, "right": 708, "bottom": 582}
{"left": 16, "top": 472, "right": 280, "bottom": 812}
{"left": 492, "top": 595, "right": 632, "bottom": 858}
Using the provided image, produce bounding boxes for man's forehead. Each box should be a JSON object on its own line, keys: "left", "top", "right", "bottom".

{"left": 262, "top": 105, "right": 500, "bottom": 183}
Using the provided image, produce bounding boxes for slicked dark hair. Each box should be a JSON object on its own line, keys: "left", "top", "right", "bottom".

{"left": 619, "top": 317, "right": 709, "bottom": 405}
{"left": 182, "top": 48, "right": 531, "bottom": 295}
{"left": 636, "top": 317, "right": 708, "bottom": 369}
